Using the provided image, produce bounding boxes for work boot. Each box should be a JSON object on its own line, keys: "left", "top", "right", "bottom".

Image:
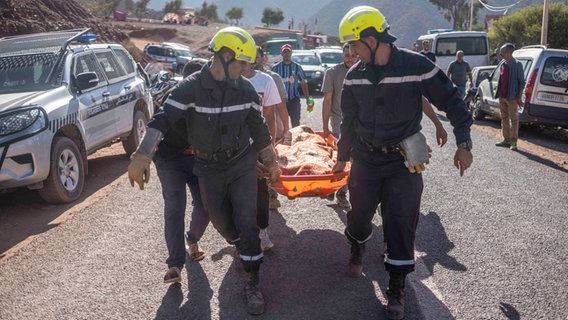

{"left": 386, "top": 272, "right": 406, "bottom": 320}
{"left": 244, "top": 272, "right": 265, "bottom": 315}
{"left": 495, "top": 140, "right": 511, "bottom": 147}
{"left": 510, "top": 141, "right": 518, "bottom": 151}
{"left": 163, "top": 266, "right": 182, "bottom": 284}
{"left": 346, "top": 243, "right": 365, "bottom": 278}
{"left": 335, "top": 193, "right": 350, "bottom": 208}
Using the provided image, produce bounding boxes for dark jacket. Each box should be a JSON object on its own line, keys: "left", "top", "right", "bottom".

{"left": 337, "top": 45, "right": 472, "bottom": 161}
{"left": 496, "top": 57, "right": 525, "bottom": 101}
{"left": 148, "top": 62, "right": 272, "bottom": 170}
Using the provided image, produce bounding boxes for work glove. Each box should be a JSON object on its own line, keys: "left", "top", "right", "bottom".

{"left": 128, "top": 153, "right": 152, "bottom": 189}
{"left": 399, "top": 132, "right": 432, "bottom": 174}
{"left": 276, "top": 131, "right": 292, "bottom": 146}
{"left": 256, "top": 161, "right": 266, "bottom": 179}
{"left": 127, "top": 127, "right": 163, "bottom": 190}
{"left": 258, "top": 144, "right": 281, "bottom": 184}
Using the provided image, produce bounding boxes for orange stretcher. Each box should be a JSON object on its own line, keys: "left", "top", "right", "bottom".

{"left": 269, "top": 132, "right": 350, "bottom": 200}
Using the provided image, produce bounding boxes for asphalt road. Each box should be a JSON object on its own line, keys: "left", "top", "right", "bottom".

{"left": 0, "top": 97, "right": 566, "bottom": 320}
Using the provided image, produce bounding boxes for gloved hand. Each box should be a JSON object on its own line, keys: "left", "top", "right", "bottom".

{"left": 399, "top": 132, "right": 432, "bottom": 174}
{"left": 128, "top": 153, "right": 152, "bottom": 189}
{"left": 256, "top": 161, "right": 267, "bottom": 180}
{"left": 258, "top": 144, "right": 281, "bottom": 183}
{"left": 127, "top": 127, "right": 163, "bottom": 190}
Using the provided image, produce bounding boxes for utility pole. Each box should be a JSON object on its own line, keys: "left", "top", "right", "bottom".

{"left": 469, "top": 0, "right": 475, "bottom": 30}
{"left": 541, "top": 0, "right": 549, "bottom": 46}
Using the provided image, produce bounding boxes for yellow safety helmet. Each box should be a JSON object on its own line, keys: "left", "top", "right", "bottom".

{"left": 209, "top": 27, "right": 256, "bottom": 63}
{"left": 338, "top": 6, "right": 396, "bottom": 43}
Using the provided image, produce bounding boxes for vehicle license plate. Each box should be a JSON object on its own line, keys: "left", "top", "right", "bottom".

{"left": 538, "top": 92, "right": 568, "bottom": 104}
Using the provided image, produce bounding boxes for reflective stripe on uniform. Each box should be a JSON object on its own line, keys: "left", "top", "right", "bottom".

{"left": 344, "top": 66, "right": 440, "bottom": 87}
{"left": 239, "top": 252, "right": 264, "bottom": 261}
{"left": 380, "top": 66, "right": 440, "bottom": 85}
{"left": 385, "top": 256, "right": 415, "bottom": 266}
{"left": 344, "top": 78, "right": 373, "bottom": 86}
{"left": 346, "top": 229, "right": 373, "bottom": 244}
{"left": 165, "top": 100, "right": 262, "bottom": 113}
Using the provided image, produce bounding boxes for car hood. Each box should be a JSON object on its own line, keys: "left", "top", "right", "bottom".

{"left": 0, "top": 91, "right": 45, "bottom": 112}
{"left": 300, "top": 65, "right": 325, "bottom": 72}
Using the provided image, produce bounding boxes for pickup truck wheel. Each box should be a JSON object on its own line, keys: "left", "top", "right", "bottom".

{"left": 472, "top": 95, "right": 486, "bottom": 120}
{"left": 38, "top": 136, "right": 84, "bottom": 204}
{"left": 122, "top": 110, "right": 148, "bottom": 155}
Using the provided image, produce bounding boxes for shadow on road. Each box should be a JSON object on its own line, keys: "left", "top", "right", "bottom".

{"left": 515, "top": 149, "right": 568, "bottom": 173}
{"left": 0, "top": 150, "right": 129, "bottom": 260}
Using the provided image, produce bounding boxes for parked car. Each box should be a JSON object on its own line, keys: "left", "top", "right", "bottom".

{"left": 473, "top": 45, "right": 568, "bottom": 127}
{"left": 315, "top": 47, "right": 344, "bottom": 69}
{"left": 464, "top": 65, "right": 496, "bottom": 110}
{"left": 291, "top": 50, "right": 326, "bottom": 93}
{"left": 0, "top": 28, "right": 154, "bottom": 203}
{"left": 144, "top": 42, "right": 207, "bottom": 74}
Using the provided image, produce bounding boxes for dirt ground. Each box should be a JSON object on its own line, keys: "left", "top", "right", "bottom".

{"left": 114, "top": 20, "right": 272, "bottom": 59}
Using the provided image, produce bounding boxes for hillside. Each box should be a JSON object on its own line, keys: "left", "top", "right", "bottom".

{"left": 0, "top": 0, "right": 128, "bottom": 43}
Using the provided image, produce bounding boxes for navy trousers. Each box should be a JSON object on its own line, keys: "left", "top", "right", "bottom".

{"left": 346, "top": 141, "right": 423, "bottom": 274}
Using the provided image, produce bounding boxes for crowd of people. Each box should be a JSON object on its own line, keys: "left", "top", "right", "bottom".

{"left": 123, "top": 5, "right": 539, "bottom": 318}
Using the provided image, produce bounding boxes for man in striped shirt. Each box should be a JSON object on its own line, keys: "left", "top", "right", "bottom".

{"left": 271, "top": 44, "right": 310, "bottom": 127}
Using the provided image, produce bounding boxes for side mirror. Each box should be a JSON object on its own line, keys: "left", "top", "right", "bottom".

{"left": 75, "top": 72, "right": 99, "bottom": 92}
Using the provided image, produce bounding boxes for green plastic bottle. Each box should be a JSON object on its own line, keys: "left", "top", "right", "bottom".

{"left": 307, "top": 96, "right": 314, "bottom": 113}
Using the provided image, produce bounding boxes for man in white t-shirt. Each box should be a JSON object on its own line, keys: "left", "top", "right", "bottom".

{"left": 254, "top": 46, "right": 290, "bottom": 210}
{"left": 243, "top": 58, "right": 282, "bottom": 251}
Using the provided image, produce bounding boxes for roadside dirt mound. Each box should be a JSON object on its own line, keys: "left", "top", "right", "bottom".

{"left": 128, "top": 28, "right": 179, "bottom": 44}
{"left": 0, "top": 0, "right": 128, "bottom": 43}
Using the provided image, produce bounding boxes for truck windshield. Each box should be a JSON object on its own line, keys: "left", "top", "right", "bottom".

{"left": 435, "top": 36, "right": 488, "bottom": 56}
{"left": 0, "top": 53, "right": 59, "bottom": 94}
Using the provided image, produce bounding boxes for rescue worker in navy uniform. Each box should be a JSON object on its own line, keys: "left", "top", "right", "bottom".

{"left": 332, "top": 6, "right": 473, "bottom": 320}
{"left": 127, "top": 27, "right": 280, "bottom": 315}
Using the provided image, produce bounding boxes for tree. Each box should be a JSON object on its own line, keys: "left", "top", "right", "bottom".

{"left": 134, "top": 0, "right": 151, "bottom": 20}
{"left": 196, "top": 1, "right": 218, "bottom": 22}
{"left": 124, "top": 0, "right": 135, "bottom": 12}
{"left": 261, "top": 7, "right": 284, "bottom": 27}
{"left": 226, "top": 7, "right": 244, "bottom": 25}
{"left": 428, "top": 0, "right": 484, "bottom": 30}
{"left": 489, "top": 3, "right": 568, "bottom": 50}
{"left": 164, "top": 0, "right": 183, "bottom": 15}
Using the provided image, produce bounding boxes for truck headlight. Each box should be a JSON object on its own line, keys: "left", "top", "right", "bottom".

{"left": 0, "top": 107, "right": 47, "bottom": 136}
{"left": 312, "top": 71, "right": 322, "bottom": 78}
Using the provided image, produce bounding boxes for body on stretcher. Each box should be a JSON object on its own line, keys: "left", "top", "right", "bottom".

{"left": 269, "top": 132, "right": 350, "bottom": 200}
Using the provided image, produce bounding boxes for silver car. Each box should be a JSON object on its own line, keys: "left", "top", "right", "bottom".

{"left": 473, "top": 45, "right": 568, "bottom": 127}
{"left": 0, "top": 29, "right": 153, "bottom": 203}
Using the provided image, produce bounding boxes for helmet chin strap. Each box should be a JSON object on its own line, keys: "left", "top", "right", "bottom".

{"left": 215, "top": 51, "right": 240, "bottom": 87}
{"left": 360, "top": 38, "right": 380, "bottom": 65}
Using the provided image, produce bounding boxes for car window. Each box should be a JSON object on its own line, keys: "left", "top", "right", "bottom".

{"left": 74, "top": 53, "right": 106, "bottom": 85}
{"left": 517, "top": 58, "right": 533, "bottom": 80}
{"left": 319, "top": 52, "right": 342, "bottom": 64}
{"left": 292, "top": 54, "right": 320, "bottom": 66}
{"left": 113, "top": 48, "right": 135, "bottom": 74}
{"left": 95, "top": 51, "right": 126, "bottom": 80}
{"left": 540, "top": 56, "right": 568, "bottom": 88}
{"left": 146, "top": 46, "right": 163, "bottom": 56}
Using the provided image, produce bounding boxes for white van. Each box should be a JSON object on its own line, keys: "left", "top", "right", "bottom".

{"left": 416, "top": 31, "right": 490, "bottom": 69}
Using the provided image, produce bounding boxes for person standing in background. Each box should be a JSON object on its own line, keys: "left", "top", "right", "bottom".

{"left": 321, "top": 43, "right": 359, "bottom": 208}
{"left": 243, "top": 53, "right": 282, "bottom": 250}
{"left": 271, "top": 44, "right": 310, "bottom": 127}
{"left": 447, "top": 50, "right": 473, "bottom": 99}
{"left": 495, "top": 43, "right": 525, "bottom": 151}
{"left": 255, "top": 46, "right": 291, "bottom": 210}
{"left": 419, "top": 40, "right": 436, "bottom": 63}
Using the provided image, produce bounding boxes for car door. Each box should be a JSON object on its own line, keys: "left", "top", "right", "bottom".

{"left": 71, "top": 52, "right": 115, "bottom": 152}
{"left": 94, "top": 49, "right": 134, "bottom": 137}
{"left": 485, "top": 62, "right": 501, "bottom": 114}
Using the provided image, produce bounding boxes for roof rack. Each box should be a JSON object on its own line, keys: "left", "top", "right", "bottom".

{"left": 0, "top": 28, "right": 91, "bottom": 56}
{"left": 520, "top": 45, "right": 547, "bottom": 50}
